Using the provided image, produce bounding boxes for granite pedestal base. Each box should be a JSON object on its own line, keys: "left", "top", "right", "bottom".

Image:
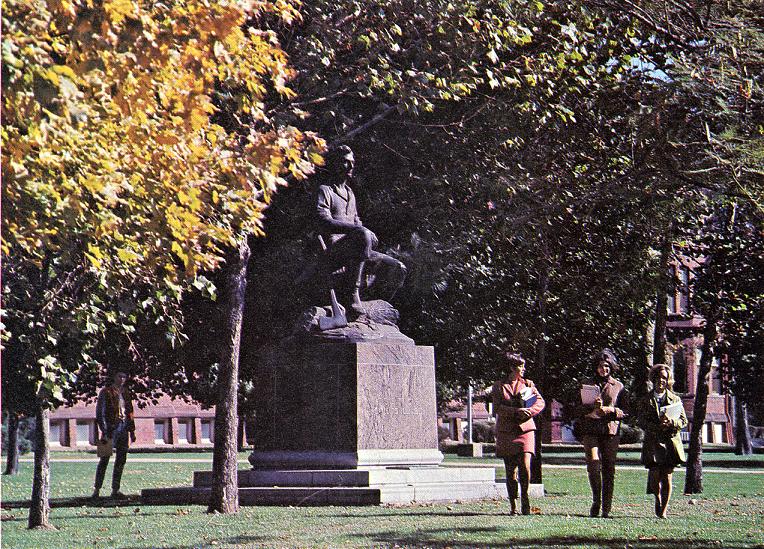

{"left": 250, "top": 339, "right": 442, "bottom": 469}
{"left": 140, "top": 338, "right": 509, "bottom": 505}
{"left": 141, "top": 465, "right": 507, "bottom": 505}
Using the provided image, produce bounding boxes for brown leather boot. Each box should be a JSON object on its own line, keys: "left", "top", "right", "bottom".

{"left": 521, "top": 494, "right": 531, "bottom": 516}
{"left": 507, "top": 478, "right": 518, "bottom": 515}
{"left": 587, "top": 461, "right": 602, "bottom": 517}
{"left": 601, "top": 464, "right": 615, "bottom": 518}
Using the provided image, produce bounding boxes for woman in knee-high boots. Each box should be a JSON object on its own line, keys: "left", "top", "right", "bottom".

{"left": 575, "top": 349, "right": 628, "bottom": 518}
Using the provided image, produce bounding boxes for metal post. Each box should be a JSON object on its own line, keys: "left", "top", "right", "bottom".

{"left": 467, "top": 384, "right": 473, "bottom": 444}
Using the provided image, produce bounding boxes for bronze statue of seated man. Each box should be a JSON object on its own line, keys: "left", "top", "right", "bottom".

{"left": 314, "top": 145, "right": 406, "bottom": 319}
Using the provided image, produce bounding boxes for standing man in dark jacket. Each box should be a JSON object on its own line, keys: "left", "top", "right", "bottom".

{"left": 92, "top": 371, "right": 135, "bottom": 500}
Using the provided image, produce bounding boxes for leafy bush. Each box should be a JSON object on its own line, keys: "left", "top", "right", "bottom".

{"left": 619, "top": 423, "right": 644, "bottom": 444}
{"left": 466, "top": 421, "right": 496, "bottom": 443}
{"left": 1, "top": 415, "right": 34, "bottom": 456}
{"left": 437, "top": 424, "right": 451, "bottom": 442}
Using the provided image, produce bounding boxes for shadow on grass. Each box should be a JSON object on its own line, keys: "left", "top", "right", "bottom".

{"left": 1, "top": 495, "right": 142, "bottom": 509}
{"left": 354, "top": 528, "right": 756, "bottom": 548}
{"left": 320, "top": 510, "right": 609, "bottom": 519}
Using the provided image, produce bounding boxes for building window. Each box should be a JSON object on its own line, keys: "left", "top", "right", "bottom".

{"left": 710, "top": 357, "right": 722, "bottom": 394}
{"left": 178, "top": 419, "right": 192, "bottom": 444}
{"left": 50, "top": 421, "right": 62, "bottom": 446}
{"left": 672, "top": 349, "right": 687, "bottom": 393}
{"left": 154, "top": 420, "right": 167, "bottom": 444}
{"left": 677, "top": 265, "right": 690, "bottom": 313}
{"left": 201, "top": 420, "right": 213, "bottom": 443}
{"left": 668, "top": 267, "right": 678, "bottom": 315}
{"left": 76, "top": 420, "right": 93, "bottom": 446}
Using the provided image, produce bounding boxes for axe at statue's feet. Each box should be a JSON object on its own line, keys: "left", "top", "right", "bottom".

{"left": 317, "top": 235, "right": 348, "bottom": 330}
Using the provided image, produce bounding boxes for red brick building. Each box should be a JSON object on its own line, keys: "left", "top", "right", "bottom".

{"left": 440, "top": 400, "right": 492, "bottom": 442}
{"left": 49, "top": 393, "right": 217, "bottom": 450}
{"left": 665, "top": 257, "right": 733, "bottom": 445}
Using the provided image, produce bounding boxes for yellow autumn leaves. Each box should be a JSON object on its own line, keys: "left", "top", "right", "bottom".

{"left": 2, "top": 0, "right": 324, "bottom": 290}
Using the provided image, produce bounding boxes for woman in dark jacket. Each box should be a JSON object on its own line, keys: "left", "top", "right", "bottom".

{"left": 492, "top": 352, "right": 545, "bottom": 515}
{"left": 575, "top": 349, "right": 628, "bottom": 518}
{"left": 638, "top": 364, "right": 688, "bottom": 518}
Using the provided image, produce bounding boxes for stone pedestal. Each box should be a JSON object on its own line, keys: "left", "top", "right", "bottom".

{"left": 249, "top": 339, "right": 443, "bottom": 469}
{"left": 141, "top": 337, "right": 509, "bottom": 506}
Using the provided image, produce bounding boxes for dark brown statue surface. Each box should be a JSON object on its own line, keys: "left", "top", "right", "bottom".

{"left": 298, "top": 145, "right": 408, "bottom": 341}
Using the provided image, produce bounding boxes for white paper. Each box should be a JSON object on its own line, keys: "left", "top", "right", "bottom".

{"left": 580, "top": 384, "right": 601, "bottom": 405}
{"left": 660, "top": 401, "right": 684, "bottom": 420}
{"left": 519, "top": 387, "right": 534, "bottom": 401}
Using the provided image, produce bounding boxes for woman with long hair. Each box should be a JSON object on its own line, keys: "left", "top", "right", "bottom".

{"left": 638, "top": 364, "right": 688, "bottom": 518}
{"left": 575, "top": 348, "right": 628, "bottom": 518}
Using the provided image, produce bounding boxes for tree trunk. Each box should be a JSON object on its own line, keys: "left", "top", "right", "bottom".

{"left": 637, "top": 322, "right": 654, "bottom": 395}
{"left": 237, "top": 417, "right": 247, "bottom": 452}
{"left": 531, "top": 238, "right": 550, "bottom": 485}
{"left": 28, "top": 406, "right": 53, "bottom": 529}
{"left": 684, "top": 317, "right": 716, "bottom": 494}
{"left": 653, "top": 233, "right": 673, "bottom": 365}
{"left": 208, "top": 237, "right": 250, "bottom": 514}
{"left": 734, "top": 398, "right": 753, "bottom": 456}
{"left": 4, "top": 411, "right": 20, "bottom": 475}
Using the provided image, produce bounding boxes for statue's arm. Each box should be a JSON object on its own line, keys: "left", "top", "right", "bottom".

{"left": 316, "top": 186, "right": 360, "bottom": 233}
{"left": 350, "top": 190, "right": 362, "bottom": 226}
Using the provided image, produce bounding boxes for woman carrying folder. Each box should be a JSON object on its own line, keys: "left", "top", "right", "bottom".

{"left": 638, "top": 364, "right": 688, "bottom": 518}
{"left": 575, "top": 348, "right": 628, "bottom": 518}
{"left": 491, "top": 352, "right": 545, "bottom": 515}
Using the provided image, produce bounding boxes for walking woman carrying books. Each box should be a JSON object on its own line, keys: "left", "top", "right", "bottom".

{"left": 574, "top": 349, "right": 629, "bottom": 518}
{"left": 638, "top": 364, "right": 688, "bottom": 518}
{"left": 491, "top": 352, "right": 545, "bottom": 515}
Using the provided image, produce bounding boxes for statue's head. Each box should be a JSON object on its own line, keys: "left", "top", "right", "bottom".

{"left": 325, "top": 145, "right": 355, "bottom": 181}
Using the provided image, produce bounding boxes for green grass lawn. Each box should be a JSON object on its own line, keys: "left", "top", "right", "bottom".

{"left": 18, "top": 450, "right": 253, "bottom": 461}
{"left": 1, "top": 456, "right": 763, "bottom": 549}
{"left": 443, "top": 452, "right": 764, "bottom": 477}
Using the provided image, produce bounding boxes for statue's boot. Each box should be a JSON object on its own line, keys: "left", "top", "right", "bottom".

{"left": 348, "top": 288, "right": 365, "bottom": 318}
{"left": 339, "top": 287, "right": 364, "bottom": 320}
{"left": 344, "top": 263, "right": 366, "bottom": 319}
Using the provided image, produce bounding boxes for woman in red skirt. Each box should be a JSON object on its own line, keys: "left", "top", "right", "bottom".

{"left": 491, "top": 352, "right": 545, "bottom": 514}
